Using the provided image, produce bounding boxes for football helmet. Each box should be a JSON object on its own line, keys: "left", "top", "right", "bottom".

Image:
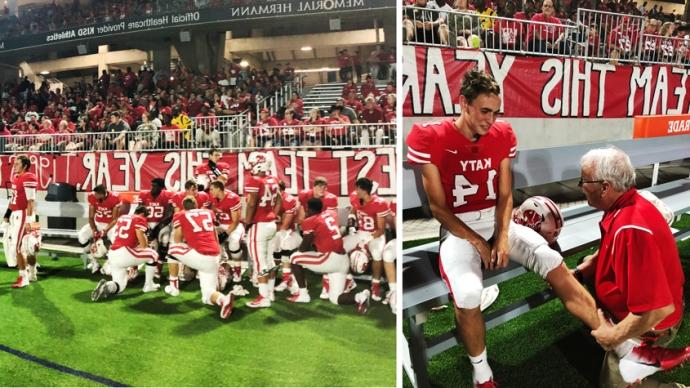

{"left": 349, "top": 248, "right": 370, "bottom": 274}
{"left": 196, "top": 174, "right": 210, "bottom": 190}
{"left": 90, "top": 238, "right": 109, "bottom": 260}
{"left": 513, "top": 196, "right": 564, "bottom": 244}
{"left": 247, "top": 152, "right": 271, "bottom": 175}
{"left": 21, "top": 231, "right": 41, "bottom": 257}
{"left": 638, "top": 190, "right": 674, "bottom": 226}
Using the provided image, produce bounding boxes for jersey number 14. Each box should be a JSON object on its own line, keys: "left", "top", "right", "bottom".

{"left": 452, "top": 170, "right": 497, "bottom": 207}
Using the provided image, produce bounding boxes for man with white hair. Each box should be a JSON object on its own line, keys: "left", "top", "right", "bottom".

{"left": 575, "top": 146, "right": 690, "bottom": 387}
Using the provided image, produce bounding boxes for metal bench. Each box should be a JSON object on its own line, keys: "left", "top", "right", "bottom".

{"left": 402, "top": 178, "right": 690, "bottom": 388}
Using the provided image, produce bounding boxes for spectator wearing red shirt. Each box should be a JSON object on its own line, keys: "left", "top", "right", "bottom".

{"left": 607, "top": 17, "right": 639, "bottom": 63}
{"left": 278, "top": 109, "right": 301, "bottom": 147}
{"left": 288, "top": 92, "right": 304, "bottom": 117}
{"left": 528, "top": 0, "right": 566, "bottom": 54}
{"left": 323, "top": 105, "right": 350, "bottom": 146}
{"left": 253, "top": 108, "right": 279, "bottom": 148}
{"left": 302, "top": 108, "right": 324, "bottom": 147}
{"left": 344, "top": 91, "right": 363, "bottom": 114}
{"left": 341, "top": 79, "right": 358, "bottom": 98}
{"left": 576, "top": 147, "right": 690, "bottom": 386}
{"left": 337, "top": 49, "right": 353, "bottom": 82}
{"left": 360, "top": 75, "right": 380, "bottom": 99}
{"left": 195, "top": 106, "right": 220, "bottom": 148}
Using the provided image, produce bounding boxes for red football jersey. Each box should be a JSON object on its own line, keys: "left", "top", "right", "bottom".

{"left": 170, "top": 191, "right": 210, "bottom": 211}
{"left": 279, "top": 191, "right": 299, "bottom": 229}
{"left": 136, "top": 190, "right": 172, "bottom": 224}
{"left": 302, "top": 210, "right": 344, "bottom": 253}
{"left": 298, "top": 189, "right": 338, "bottom": 210}
{"left": 173, "top": 208, "right": 220, "bottom": 256}
{"left": 244, "top": 175, "right": 279, "bottom": 223}
{"left": 211, "top": 190, "right": 242, "bottom": 226}
{"left": 350, "top": 194, "right": 390, "bottom": 232}
{"left": 9, "top": 172, "right": 38, "bottom": 211}
{"left": 88, "top": 191, "right": 122, "bottom": 223}
{"left": 110, "top": 214, "right": 148, "bottom": 250}
{"left": 195, "top": 161, "right": 230, "bottom": 184}
{"left": 406, "top": 119, "right": 517, "bottom": 213}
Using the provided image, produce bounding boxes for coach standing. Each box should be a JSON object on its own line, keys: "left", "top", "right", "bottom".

{"left": 5, "top": 155, "right": 38, "bottom": 288}
{"left": 575, "top": 147, "right": 690, "bottom": 387}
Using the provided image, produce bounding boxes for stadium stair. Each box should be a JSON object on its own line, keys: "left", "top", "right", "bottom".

{"left": 302, "top": 82, "right": 390, "bottom": 114}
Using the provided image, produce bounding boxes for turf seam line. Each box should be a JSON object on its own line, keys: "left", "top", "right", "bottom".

{"left": 0, "top": 344, "right": 129, "bottom": 387}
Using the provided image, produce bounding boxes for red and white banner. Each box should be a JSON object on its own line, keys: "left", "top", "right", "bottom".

{"left": 403, "top": 45, "right": 690, "bottom": 118}
{"left": 0, "top": 149, "right": 396, "bottom": 196}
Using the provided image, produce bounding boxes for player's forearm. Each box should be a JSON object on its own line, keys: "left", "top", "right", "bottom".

{"left": 26, "top": 200, "right": 34, "bottom": 217}
{"left": 610, "top": 305, "right": 675, "bottom": 345}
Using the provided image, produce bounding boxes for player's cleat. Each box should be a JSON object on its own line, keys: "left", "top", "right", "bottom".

{"left": 355, "top": 289, "right": 371, "bottom": 315}
{"left": 164, "top": 284, "right": 180, "bottom": 297}
{"left": 287, "top": 291, "right": 311, "bottom": 303}
{"left": 11, "top": 276, "right": 29, "bottom": 289}
{"left": 344, "top": 277, "right": 357, "bottom": 293}
{"left": 232, "top": 266, "right": 242, "bottom": 283}
{"left": 91, "top": 279, "right": 108, "bottom": 301}
{"left": 220, "top": 294, "right": 234, "bottom": 319}
{"left": 275, "top": 279, "right": 291, "bottom": 292}
{"left": 475, "top": 379, "right": 498, "bottom": 388}
{"left": 142, "top": 283, "right": 160, "bottom": 293}
{"left": 371, "top": 282, "right": 382, "bottom": 302}
{"left": 619, "top": 342, "right": 690, "bottom": 384}
{"left": 246, "top": 295, "right": 271, "bottom": 308}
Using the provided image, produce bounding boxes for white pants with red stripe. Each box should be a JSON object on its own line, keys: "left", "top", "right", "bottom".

{"left": 440, "top": 207, "right": 562, "bottom": 309}
{"left": 168, "top": 243, "right": 220, "bottom": 305}
{"left": 3, "top": 209, "right": 28, "bottom": 267}
{"left": 382, "top": 238, "right": 396, "bottom": 263}
{"left": 247, "top": 221, "right": 277, "bottom": 274}
{"left": 343, "top": 231, "right": 386, "bottom": 260}
{"left": 290, "top": 250, "right": 349, "bottom": 304}
{"left": 78, "top": 222, "right": 116, "bottom": 244}
{"left": 107, "top": 246, "right": 158, "bottom": 292}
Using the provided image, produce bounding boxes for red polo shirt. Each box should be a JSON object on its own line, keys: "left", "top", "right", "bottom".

{"left": 595, "top": 188, "right": 683, "bottom": 330}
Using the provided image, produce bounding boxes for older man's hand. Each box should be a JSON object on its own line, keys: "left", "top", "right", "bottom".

{"left": 591, "top": 309, "right": 621, "bottom": 350}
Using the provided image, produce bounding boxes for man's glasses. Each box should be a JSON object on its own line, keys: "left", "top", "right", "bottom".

{"left": 578, "top": 179, "right": 605, "bottom": 187}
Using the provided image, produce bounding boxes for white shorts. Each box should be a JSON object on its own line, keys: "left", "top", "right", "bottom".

{"left": 439, "top": 207, "right": 562, "bottom": 309}
{"left": 3, "top": 209, "right": 29, "bottom": 267}
{"left": 168, "top": 243, "right": 220, "bottom": 304}
{"left": 78, "top": 222, "right": 116, "bottom": 245}
{"left": 107, "top": 246, "right": 158, "bottom": 291}
{"left": 343, "top": 230, "right": 386, "bottom": 261}
{"left": 247, "top": 221, "right": 277, "bottom": 274}
{"left": 290, "top": 250, "right": 349, "bottom": 305}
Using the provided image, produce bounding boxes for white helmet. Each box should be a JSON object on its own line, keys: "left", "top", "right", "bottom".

{"left": 512, "top": 196, "right": 564, "bottom": 244}
{"left": 90, "top": 239, "right": 109, "bottom": 260}
{"left": 638, "top": 190, "right": 674, "bottom": 226}
{"left": 349, "top": 248, "right": 370, "bottom": 274}
{"left": 247, "top": 152, "right": 271, "bottom": 175}
{"left": 196, "top": 174, "right": 210, "bottom": 190}
{"left": 21, "top": 232, "right": 41, "bottom": 257}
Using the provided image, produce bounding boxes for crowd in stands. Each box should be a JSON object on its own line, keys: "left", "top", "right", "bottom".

{"left": 0, "top": 60, "right": 299, "bottom": 152}
{"left": 0, "top": 59, "right": 396, "bottom": 152}
{"left": 0, "top": 0, "right": 261, "bottom": 40}
{"left": 337, "top": 46, "right": 396, "bottom": 83}
{"left": 404, "top": 0, "right": 690, "bottom": 65}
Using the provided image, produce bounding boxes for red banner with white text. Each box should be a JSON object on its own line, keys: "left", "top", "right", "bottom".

{"left": 403, "top": 45, "right": 690, "bottom": 118}
{"left": 0, "top": 149, "right": 396, "bottom": 197}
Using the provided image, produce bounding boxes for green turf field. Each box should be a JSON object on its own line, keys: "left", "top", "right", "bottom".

{"left": 403, "top": 215, "right": 690, "bottom": 387}
{"left": 0, "top": 253, "right": 395, "bottom": 387}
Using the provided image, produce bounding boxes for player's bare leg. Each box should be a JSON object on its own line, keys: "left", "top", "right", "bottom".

{"left": 12, "top": 248, "right": 29, "bottom": 288}
{"left": 26, "top": 254, "right": 38, "bottom": 281}
{"left": 382, "top": 261, "right": 396, "bottom": 309}
{"left": 454, "top": 306, "right": 494, "bottom": 384}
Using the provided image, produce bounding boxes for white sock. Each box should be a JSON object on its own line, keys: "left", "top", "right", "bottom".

{"left": 20, "top": 269, "right": 28, "bottom": 280}
{"left": 268, "top": 277, "right": 275, "bottom": 292}
{"left": 258, "top": 283, "right": 268, "bottom": 298}
{"left": 469, "top": 348, "right": 493, "bottom": 384}
{"left": 288, "top": 278, "right": 300, "bottom": 294}
{"left": 389, "top": 283, "right": 397, "bottom": 293}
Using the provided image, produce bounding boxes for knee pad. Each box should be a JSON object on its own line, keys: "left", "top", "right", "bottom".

{"left": 452, "top": 273, "right": 483, "bottom": 309}
{"left": 228, "top": 235, "right": 241, "bottom": 253}
{"left": 531, "top": 245, "right": 563, "bottom": 279}
{"left": 367, "top": 236, "right": 385, "bottom": 261}
{"left": 382, "top": 239, "right": 396, "bottom": 263}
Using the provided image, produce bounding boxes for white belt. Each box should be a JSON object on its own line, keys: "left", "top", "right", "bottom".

{"left": 455, "top": 206, "right": 495, "bottom": 222}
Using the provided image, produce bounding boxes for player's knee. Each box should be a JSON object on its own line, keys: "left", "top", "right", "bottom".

{"left": 531, "top": 245, "right": 563, "bottom": 279}
{"left": 453, "top": 274, "right": 483, "bottom": 309}
{"left": 382, "top": 249, "right": 395, "bottom": 263}
{"left": 228, "top": 237, "right": 241, "bottom": 252}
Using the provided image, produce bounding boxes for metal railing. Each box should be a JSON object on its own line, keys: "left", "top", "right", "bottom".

{"left": 0, "top": 119, "right": 395, "bottom": 153}
{"left": 256, "top": 82, "right": 294, "bottom": 118}
{"left": 2, "top": 114, "right": 249, "bottom": 153}
{"left": 403, "top": 6, "right": 690, "bottom": 67}
{"left": 244, "top": 122, "right": 397, "bottom": 149}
